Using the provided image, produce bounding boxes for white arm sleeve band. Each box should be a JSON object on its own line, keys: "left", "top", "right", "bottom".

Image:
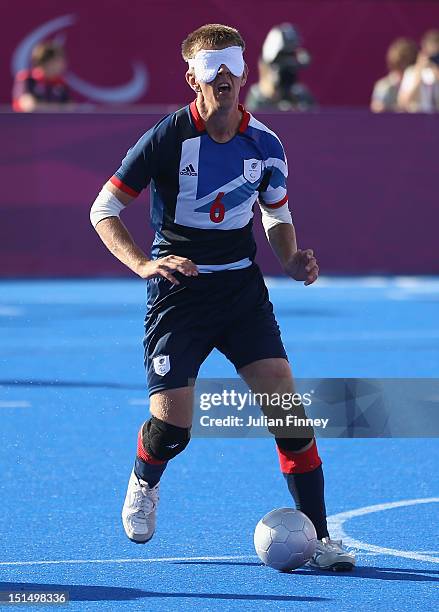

{"left": 260, "top": 202, "right": 293, "bottom": 234}
{"left": 90, "top": 187, "right": 126, "bottom": 228}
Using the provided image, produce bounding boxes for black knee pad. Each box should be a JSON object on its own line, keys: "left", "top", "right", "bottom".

{"left": 275, "top": 436, "right": 314, "bottom": 452}
{"left": 142, "top": 416, "right": 190, "bottom": 461}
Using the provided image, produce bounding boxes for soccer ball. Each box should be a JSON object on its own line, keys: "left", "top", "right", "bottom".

{"left": 254, "top": 508, "right": 317, "bottom": 571}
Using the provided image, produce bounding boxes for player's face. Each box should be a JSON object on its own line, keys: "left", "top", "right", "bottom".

{"left": 186, "top": 46, "right": 248, "bottom": 111}
{"left": 198, "top": 63, "right": 248, "bottom": 110}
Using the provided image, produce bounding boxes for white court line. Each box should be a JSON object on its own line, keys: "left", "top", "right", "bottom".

{"left": 1, "top": 499, "right": 438, "bottom": 568}
{"left": 0, "top": 551, "right": 436, "bottom": 568}
{"left": 328, "top": 497, "right": 439, "bottom": 564}
{"left": 0, "top": 555, "right": 253, "bottom": 568}
{"left": 351, "top": 551, "right": 439, "bottom": 557}
{"left": 0, "top": 401, "right": 31, "bottom": 408}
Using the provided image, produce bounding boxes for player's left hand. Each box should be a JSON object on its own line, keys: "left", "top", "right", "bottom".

{"left": 284, "top": 249, "right": 319, "bottom": 286}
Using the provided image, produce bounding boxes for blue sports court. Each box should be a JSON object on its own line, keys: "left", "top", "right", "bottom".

{"left": 1, "top": 277, "right": 437, "bottom": 611}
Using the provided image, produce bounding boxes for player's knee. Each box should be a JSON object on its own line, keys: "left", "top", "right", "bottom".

{"left": 266, "top": 400, "right": 314, "bottom": 441}
{"left": 142, "top": 416, "right": 191, "bottom": 461}
{"left": 244, "top": 358, "right": 291, "bottom": 381}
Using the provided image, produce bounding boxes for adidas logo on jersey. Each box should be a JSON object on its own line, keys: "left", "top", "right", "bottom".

{"left": 180, "top": 164, "right": 197, "bottom": 176}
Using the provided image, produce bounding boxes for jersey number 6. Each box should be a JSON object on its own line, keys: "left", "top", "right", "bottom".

{"left": 210, "top": 192, "right": 225, "bottom": 223}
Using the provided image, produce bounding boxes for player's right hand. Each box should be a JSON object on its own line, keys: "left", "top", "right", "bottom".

{"left": 137, "top": 256, "right": 198, "bottom": 284}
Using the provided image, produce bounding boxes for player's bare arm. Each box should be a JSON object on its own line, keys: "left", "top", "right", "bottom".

{"left": 91, "top": 182, "right": 198, "bottom": 284}
{"left": 259, "top": 200, "right": 319, "bottom": 286}
{"left": 267, "top": 222, "right": 319, "bottom": 286}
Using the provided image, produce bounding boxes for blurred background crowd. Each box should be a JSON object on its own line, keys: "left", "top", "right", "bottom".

{"left": 9, "top": 20, "right": 439, "bottom": 114}
{"left": 2, "top": 1, "right": 438, "bottom": 278}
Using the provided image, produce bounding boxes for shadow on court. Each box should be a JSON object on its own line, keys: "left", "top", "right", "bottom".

{"left": 0, "top": 583, "right": 329, "bottom": 603}
{"left": 175, "top": 560, "right": 263, "bottom": 567}
{"left": 172, "top": 561, "right": 439, "bottom": 582}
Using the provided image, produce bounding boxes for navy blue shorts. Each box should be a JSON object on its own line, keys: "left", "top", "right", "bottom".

{"left": 144, "top": 263, "right": 287, "bottom": 396}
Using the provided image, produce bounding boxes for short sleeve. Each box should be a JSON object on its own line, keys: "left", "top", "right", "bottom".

{"left": 258, "top": 135, "right": 289, "bottom": 209}
{"left": 371, "top": 78, "right": 388, "bottom": 103}
{"left": 110, "top": 128, "right": 157, "bottom": 197}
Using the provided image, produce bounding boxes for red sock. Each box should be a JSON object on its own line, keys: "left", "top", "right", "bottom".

{"left": 276, "top": 439, "right": 322, "bottom": 474}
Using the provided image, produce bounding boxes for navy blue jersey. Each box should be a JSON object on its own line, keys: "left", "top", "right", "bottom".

{"left": 111, "top": 101, "right": 289, "bottom": 267}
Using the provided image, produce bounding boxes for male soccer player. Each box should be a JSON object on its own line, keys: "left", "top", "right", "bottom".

{"left": 90, "top": 24, "right": 355, "bottom": 571}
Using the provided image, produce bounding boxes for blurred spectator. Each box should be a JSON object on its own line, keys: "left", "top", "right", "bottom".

{"left": 397, "top": 29, "right": 439, "bottom": 113}
{"left": 370, "top": 38, "right": 417, "bottom": 112}
{"left": 12, "top": 41, "right": 72, "bottom": 112}
{"left": 245, "top": 23, "right": 315, "bottom": 112}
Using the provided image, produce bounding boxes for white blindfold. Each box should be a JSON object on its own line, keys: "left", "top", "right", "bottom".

{"left": 188, "top": 46, "right": 244, "bottom": 83}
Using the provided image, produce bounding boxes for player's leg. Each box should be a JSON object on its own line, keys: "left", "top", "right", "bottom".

{"left": 215, "top": 267, "right": 329, "bottom": 537}
{"left": 217, "top": 264, "right": 355, "bottom": 569}
{"left": 122, "top": 386, "right": 194, "bottom": 543}
{"left": 134, "top": 387, "right": 193, "bottom": 489}
{"left": 122, "top": 275, "right": 214, "bottom": 543}
{"left": 238, "top": 358, "right": 330, "bottom": 540}
{"left": 240, "top": 359, "right": 355, "bottom": 570}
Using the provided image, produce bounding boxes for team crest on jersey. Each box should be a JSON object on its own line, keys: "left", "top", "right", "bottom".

{"left": 243, "top": 159, "right": 262, "bottom": 183}
{"left": 153, "top": 355, "right": 170, "bottom": 376}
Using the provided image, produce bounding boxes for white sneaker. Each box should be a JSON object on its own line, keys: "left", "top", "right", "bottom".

{"left": 308, "top": 538, "right": 356, "bottom": 571}
{"left": 121, "top": 470, "right": 159, "bottom": 543}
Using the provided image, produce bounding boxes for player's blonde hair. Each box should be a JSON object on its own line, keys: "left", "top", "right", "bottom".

{"left": 181, "top": 24, "right": 245, "bottom": 61}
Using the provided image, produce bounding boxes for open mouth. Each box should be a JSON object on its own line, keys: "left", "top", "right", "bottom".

{"left": 217, "top": 82, "right": 231, "bottom": 93}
